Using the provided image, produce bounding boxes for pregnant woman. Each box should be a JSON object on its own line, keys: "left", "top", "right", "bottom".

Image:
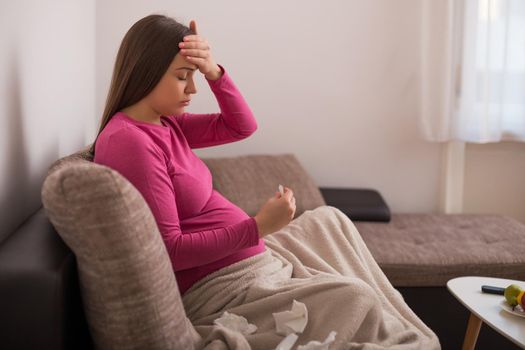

{"left": 91, "top": 14, "right": 440, "bottom": 350}
{"left": 91, "top": 15, "right": 296, "bottom": 296}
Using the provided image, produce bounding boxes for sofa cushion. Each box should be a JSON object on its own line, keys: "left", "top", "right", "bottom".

{"left": 319, "top": 188, "right": 391, "bottom": 222}
{"left": 201, "top": 153, "right": 326, "bottom": 217}
{"left": 41, "top": 150, "right": 200, "bottom": 350}
{"left": 355, "top": 213, "right": 525, "bottom": 286}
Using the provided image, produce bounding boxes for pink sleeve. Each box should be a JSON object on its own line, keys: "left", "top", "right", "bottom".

{"left": 96, "top": 128, "right": 260, "bottom": 271}
{"left": 173, "top": 64, "right": 258, "bottom": 149}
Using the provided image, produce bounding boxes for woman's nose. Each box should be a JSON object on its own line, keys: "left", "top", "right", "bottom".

{"left": 185, "top": 79, "right": 197, "bottom": 94}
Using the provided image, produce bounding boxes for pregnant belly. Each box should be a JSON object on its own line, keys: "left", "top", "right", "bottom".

{"left": 180, "top": 190, "right": 250, "bottom": 233}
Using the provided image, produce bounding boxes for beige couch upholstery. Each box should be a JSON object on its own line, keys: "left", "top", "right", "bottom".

{"left": 355, "top": 213, "right": 525, "bottom": 286}
{"left": 38, "top": 146, "right": 525, "bottom": 350}
{"left": 42, "top": 147, "right": 200, "bottom": 350}
{"left": 201, "top": 154, "right": 326, "bottom": 217}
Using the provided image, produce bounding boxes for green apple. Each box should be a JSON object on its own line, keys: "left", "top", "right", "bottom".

{"left": 504, "top": 284, "right": 523, "bottom": 306}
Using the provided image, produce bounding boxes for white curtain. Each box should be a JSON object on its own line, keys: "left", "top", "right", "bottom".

{"left": 420, "top": 0, "right": 525, "bottom": 143}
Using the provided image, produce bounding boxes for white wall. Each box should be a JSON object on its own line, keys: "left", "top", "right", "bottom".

{"left": 0, "top": 1, "right": 95, "bottom": 243}
{"left": 464, "top": 142, "right": 525, "bottom": 224}
{"left": 95, "top": 0, "right": 443, "bottom": 214}
{"left": 2, "top": 0, "right": 521, "bottom": 245}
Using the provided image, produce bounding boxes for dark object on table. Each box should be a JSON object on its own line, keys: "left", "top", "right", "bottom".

{"left": 481, "top": 285, "right": 505, "bottom": 295}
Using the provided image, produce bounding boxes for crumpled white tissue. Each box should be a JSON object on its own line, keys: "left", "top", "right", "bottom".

{"left": 213, "top": 311, "right": 258, "bottom": 335}
{"left": 273, "top": 299, "right": 308, "bottom": 336}
{"left": 297, "top": 331, "right": 337, "bottom": 350}
{"left": 211, "top": 301, "right": 337, "bottom": 350}
{"left": 276, "top": 333, "right": 299, "bottom": 350}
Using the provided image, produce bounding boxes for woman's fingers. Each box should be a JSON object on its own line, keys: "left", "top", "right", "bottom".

{"left": 189, "top": 19, "right": 198, "bottom": 34}
{"left": 179, "top": 38, "right": 210, "bottom": 49}
{"left": 179, "top": 40, "right": 210, "bottom": 50}
{"left": 180, "top": 27, "right": 220, "bottom": 80}
{"left": 180, "top": 48, "right": 209, "bottom": 58}
{"left": 179, "top": 38, "right": 210, "bottom": 60}
{"left": 179, "top": 40, "right": 209, "bottom": 50}
{"left": 183, "top": 34, "right": 204, "bottom": 42}
{"left": 179, "top": 42, "right": 210, "bottom": 51}
{"left": 183, "top": 55, "right": 207, "bottom": 66}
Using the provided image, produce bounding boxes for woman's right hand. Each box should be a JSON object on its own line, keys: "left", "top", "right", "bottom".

{"left": 254, "top": 187, "right": 296, "bottom": 237}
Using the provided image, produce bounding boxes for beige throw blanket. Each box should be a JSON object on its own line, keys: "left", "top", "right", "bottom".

{"left": 182, "top": 206, "right": 441, "bottom": 350}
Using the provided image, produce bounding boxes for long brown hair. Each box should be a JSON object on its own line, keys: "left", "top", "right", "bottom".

{"left": 88, "top": 14, "right": 194, "bottom": 157}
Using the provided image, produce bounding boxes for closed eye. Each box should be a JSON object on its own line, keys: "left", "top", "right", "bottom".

{"left": 176, "top": 70, "right": 194, "bottom": 81}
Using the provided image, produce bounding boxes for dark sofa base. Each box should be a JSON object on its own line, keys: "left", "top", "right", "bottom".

{"left": 397, "top": 286, "right": 522, "bottom": 350}
{"left": 0, "top": 208, "right": 93, "bottom": 350}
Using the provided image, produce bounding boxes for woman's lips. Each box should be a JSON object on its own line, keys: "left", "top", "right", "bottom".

{"left": 181, "top": 100, "right": 190, "bottom": 106}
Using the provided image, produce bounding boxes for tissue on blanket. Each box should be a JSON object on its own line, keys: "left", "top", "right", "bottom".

{"left": 213, "top": 311, "right": 257, "bottom": 335}
{"left": 273, "top": 299, "right": 308, "bottom": 336}
{"left": 276, "top": 333, "right": 299, "bottom": 350}
{"left": 297, "top": 331, "right": 337, "bottom": 350}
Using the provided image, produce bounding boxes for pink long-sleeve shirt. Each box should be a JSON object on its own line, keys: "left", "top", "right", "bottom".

{"left": 94, "top": 64, "right": 266, "bottom": 295}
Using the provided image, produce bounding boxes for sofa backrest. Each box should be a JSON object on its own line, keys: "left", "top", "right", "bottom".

{"left": 55, "top": 145, "right": 326, "bottom": 218}
{"left": 202, "top": 153, "right": 326, "bottom": 217}
{"left": 41, "top": 146, "right": 200, "bottom": 350}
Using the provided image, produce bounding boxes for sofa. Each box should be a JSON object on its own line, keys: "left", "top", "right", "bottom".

{"left": 1, "top": 146, "right": 525, "bottom": 349}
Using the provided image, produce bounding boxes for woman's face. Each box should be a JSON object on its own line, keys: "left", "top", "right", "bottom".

{"left": 145, "top": 53, "right": 198, "bottom": 116}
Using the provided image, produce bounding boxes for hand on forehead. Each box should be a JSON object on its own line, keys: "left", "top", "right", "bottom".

{"left": 183, "top": 19, "right": 199, "bottom": 41}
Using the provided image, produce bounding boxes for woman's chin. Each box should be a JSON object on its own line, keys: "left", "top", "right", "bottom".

{"left": 170, "top": 107, "right": 185, "bottom": 116}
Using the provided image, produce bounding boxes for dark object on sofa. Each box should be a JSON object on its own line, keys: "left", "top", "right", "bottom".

{"left": 319, "top": 188, "right": 391, "bottom": 222}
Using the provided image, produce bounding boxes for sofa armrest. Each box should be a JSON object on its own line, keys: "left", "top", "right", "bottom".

{"left": 319, "top": 187, "right": 391, "bottom": 222}
{"left": 0, "top": 207, "right": 92, "bottom": 350}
